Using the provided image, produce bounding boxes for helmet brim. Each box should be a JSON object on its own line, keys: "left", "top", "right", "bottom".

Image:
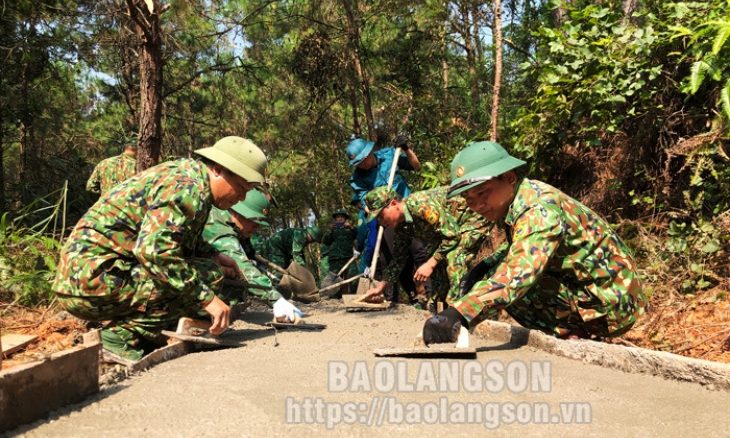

{"left": 195, "top": 147, "right": 266, "bottom": 183}
{"left": 448, "top": 156, "right": 526, "bottom": 198}
{"left": 348, "top": 141, "right": 375, "bottom": 167}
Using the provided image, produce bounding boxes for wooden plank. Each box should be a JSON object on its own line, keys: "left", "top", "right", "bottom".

{"left": 1, "top": 334, "right": 38, "bottom": 357}
{"left": 373, "top": 347, "right": 477, "bottom": 358}
{"left": 0, "top": 343, "right": 100, "bottom": 432}
{"left": 342, "top": 294, "right": 390, "bottom": 312}
{"left": 161, "top": 330, "right": 246, "bottom": 348}
{"left": 130, "top": 341, "right": 191, "bottom": 373}
{"left": 264, "top": 322, "right": 327, "bottom": 331}
{"left": 100, "top": 341, "right": 193, "bottom": 371}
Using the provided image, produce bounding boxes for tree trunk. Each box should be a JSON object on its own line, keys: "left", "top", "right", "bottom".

{"left": 490, "top": 0, "right": 503, "bottom": 141}
{"left": 460, "top": 3, "right": 480, "bottom": 110}
{"left": 622, "top": 0, "right": 638, "bottom": 22}
{"left": 0, "top": 127, "right": 4, "bottom": 214}
{"left": 552, "top": 2, "right": 567, "bottom": 28}
{"left": 349, "top": 86, "right": 361, "bottom": 138}
{"left": 342, "top": 0, "right": 376, "bottom": 142}
{"left": 128, "top": 0, "right": 164, "bottom": 172}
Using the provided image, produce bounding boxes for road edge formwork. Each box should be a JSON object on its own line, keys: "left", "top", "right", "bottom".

{"left": 472, "top": 320, "right": 730, "bottom": 392}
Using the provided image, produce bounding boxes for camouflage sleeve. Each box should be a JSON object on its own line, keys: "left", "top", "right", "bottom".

{"left": 86, "top": 165, "right": 101, "bottom": 194}
{"left": 452, "top": 205, "right": 564, "bottom": 327}
{"left": 415, "top": 203, "right": 460, "bottom": 263}
{"left": 133, "top": 194, "right": 217, "bottom": 306}
{"left": 205, "top": 221, "right": 251, "bottom": 273}
{"left": 291, "top": 229, "right": 308, "bottom": 265}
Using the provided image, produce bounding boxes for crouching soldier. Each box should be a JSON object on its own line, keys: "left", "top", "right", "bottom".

{"left": 423, "top": 141, "right": 647, "bottom": 345}
{"left": 203, "top": 189, "right": 282, "bottom": 307}
{"left": 361, "top": 185, "right": 489, "bottom": 308}
{"left": 53, "top": 136, "right": 268, "bottom": 361}
{"left": 261, "top": 226, "right": 323, "bottom": 270}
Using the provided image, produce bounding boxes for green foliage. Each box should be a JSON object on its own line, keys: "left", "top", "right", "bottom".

{"left": 0, "top": 212, "right": 61, "bottom": 307}
{"left": 512, "top": 3, "right": 663, "bottom": 160}
{"left": 669, "top": 0, "right": 730, "bottom": 123}
{"left": 664, "top": 218, "right": 724, "bottom": 292}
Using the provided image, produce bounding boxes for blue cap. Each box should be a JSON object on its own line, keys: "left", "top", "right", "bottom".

{"left": 346, "top": 139, "right": 375, "bottom": 167}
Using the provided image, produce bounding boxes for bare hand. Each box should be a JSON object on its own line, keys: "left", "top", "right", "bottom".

{"left": 214, "top": 253, "right": 242, "bottom": 279}
{"left": 204, "top": 295, "right": 230, "bottom": 334}
{"left": 360, "top": 281, "right": 388, "bottom": 303}
{"left": 414, "top": 264, "right": 434, "bottom": 283}
{"left": 414, "top": 258, "right": 438, "bottom": 283}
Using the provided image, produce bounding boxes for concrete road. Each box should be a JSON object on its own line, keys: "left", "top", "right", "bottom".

{"left": 9, "top": 302, "right": 730, "bottom": 437}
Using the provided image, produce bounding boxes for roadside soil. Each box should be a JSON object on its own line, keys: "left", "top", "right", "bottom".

{"left": 6, "top": 299, "right": 730, "bottom": 437}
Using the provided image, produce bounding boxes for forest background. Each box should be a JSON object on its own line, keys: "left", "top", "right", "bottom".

{"left": 2, "top": 0, "right": 730, "bottom": 361}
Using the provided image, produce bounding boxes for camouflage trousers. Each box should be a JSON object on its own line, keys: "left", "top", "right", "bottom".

{"left": 478, "top": 270, "right": 645, "bottom": 338}
{"left": 57, "top": 257, "right": 223, "bottom": 345}
{"left": 444, "top": 230, "right": 487, "bottom": 303}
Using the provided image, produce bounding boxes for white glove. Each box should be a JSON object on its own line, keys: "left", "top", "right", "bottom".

{"left": 273, "top": 297, "right": 303, "bottom": 323}
{"left": 353, "top": 250, "right": 361, "bottom": 258}
{"left": 363, "top": 267, "right": 371, "bottom": 278}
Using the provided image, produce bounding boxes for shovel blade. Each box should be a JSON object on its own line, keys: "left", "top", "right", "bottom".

{"left": 285, "top": 261, "right": 320, "bottom": 303}
{"left": 356, "top": 277, "right": 379, "bottom": 295}
{"left": 320, "top": 271, "right": 343, "bottom": 294}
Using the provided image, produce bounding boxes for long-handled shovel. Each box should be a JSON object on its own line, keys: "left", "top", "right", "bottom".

{"left": 317, "top": 273, "right": 364, "bottom": 298}
{"left": 356, "top": 146, "right": 402, "bottom": 295}
{"left": 320, "top": 253, "right": 358, "bottom": 292}
{"left": 254, "top": 254, "right": 317, "bottom": 301}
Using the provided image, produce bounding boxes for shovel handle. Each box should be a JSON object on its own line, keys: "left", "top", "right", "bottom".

{"left": 316, "top": 273, "right": 364, "bottom": 294}
{"left": 222, "top": 278, "right": 271, "bottom": 290}
{"left": 337, "top": 254, "right": 358, "bottom": 276}
{"left": 254, "top": 255, "right": 289, "bottom": 277}
{"left": 369, "top": 146, "right": 401, "bottom": 276}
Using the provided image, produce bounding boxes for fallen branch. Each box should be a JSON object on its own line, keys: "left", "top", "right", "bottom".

{"left": 672, "top": 327, "right": 730, "bottom": 354}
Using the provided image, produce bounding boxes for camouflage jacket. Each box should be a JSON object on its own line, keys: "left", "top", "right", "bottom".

{"left": 54, "top": 158, "right": 219, "bottom": 306}
{"left": 86, "top": 151, "right": 137, "bottom": 196}
{"left": 261, "top": 228, "right": 310, "bottom": 266}
{"left": 384, "top": 186, "right": 487, "bottom": 282}
{"left": 322, "top": 225, "right": 357, "bottom": 261}
{"left": 453, "top": 178, "right": 644, "bottom": 327}
{"left": 202, "top": 207, "right": 273, "bottom": 289}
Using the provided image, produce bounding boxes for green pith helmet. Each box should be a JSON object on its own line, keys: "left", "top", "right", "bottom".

{"left": 447, "top": 141, "right": 526, "bottom": 198}
{"left": 231, "top": 189, "right": 271, "bottom": 226}
{"left": 364, "top": 186, "right": 398, "bottom": 222}
{"left": 346, "top": 138, "right": 375, "bottom": 166}
{"left": 195, "top": 136, "right": 268, "bottom": 183}
{"left": 307, "top": 226, "right": 323, "bottom": 242}
{"left": 332, "top": 208, "right": 349, "bottom": 219}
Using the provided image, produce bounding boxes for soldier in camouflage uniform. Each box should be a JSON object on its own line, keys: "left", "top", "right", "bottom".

{"left": 361, "top": 185, "right": 489, "bottom": 306}
{"left": 202, "top": 190, "right": 282, "bottom": 307}
{"left": 260, "top": 226, "right": 323, "bottom": 270}
{"left": 321, "top": 208, "right": 358, "bottom": 296}
{"left": 53, "top": 136, "right": 268, "bottom": 361}
{"left": 423, "top": 141, "right": 647, "bottom": 345}
{"left": 86, "top": 139, "right": 138, "bottom": 197}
